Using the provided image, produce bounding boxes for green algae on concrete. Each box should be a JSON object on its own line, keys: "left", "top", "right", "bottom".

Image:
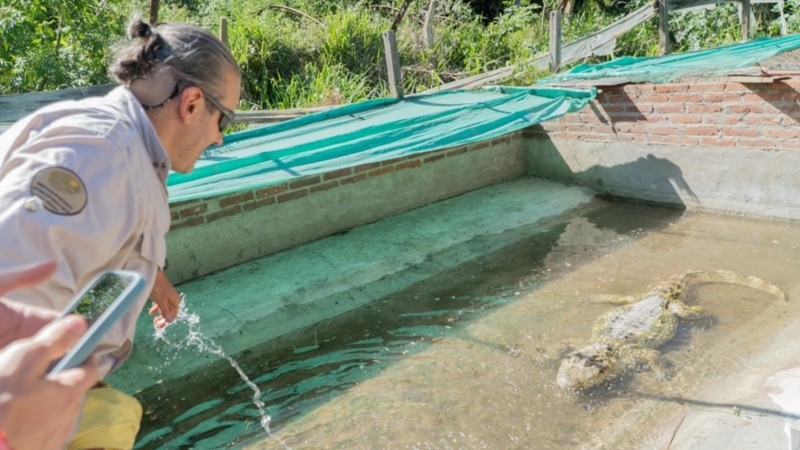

{"left": 109, "top": 177, "right": 597, "bottom": 393}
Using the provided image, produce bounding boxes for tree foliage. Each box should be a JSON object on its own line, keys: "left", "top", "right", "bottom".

{"left": 0, "top": 0, "right": 129, "bottom": 94}
{"left": 0, "top": 0, "right": 796, "bottom": 105}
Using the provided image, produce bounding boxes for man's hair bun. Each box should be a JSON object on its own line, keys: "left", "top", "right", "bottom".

{"left": 128, "top": 18, "right": 153, "bottom": 40}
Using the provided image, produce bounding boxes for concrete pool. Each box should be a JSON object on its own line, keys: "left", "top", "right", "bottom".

{"left": 117, "top": 176, "right": 800, "bottom": 449}
{"left": 246, "top": 198, "right": 800, "bottom": 449}
{"left": 104, "top": 62, "right": 800, "bottom": 448}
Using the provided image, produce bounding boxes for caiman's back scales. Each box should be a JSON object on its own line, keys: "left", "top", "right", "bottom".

{"left": 556, "top": 270, "right": 787, "bottom": 392}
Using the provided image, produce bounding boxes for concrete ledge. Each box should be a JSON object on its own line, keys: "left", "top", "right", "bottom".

{"left": 165, "top": 134, "right": 525, "bottom": 284}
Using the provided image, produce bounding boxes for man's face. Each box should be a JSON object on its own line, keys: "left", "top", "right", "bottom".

{"left": 172, "top": 70, "right": 241, "bottom": 173}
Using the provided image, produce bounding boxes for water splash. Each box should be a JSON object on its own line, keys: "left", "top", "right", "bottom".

{"left": 154, "top": 296, "right": 290, "bottom": 449}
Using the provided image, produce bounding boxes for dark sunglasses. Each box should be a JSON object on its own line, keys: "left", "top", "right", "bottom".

{"left": 197, "top": 87, "right": 236, "bottom": 132}
{"left": 141, "top": 81, "right": 235, "bottom": 132}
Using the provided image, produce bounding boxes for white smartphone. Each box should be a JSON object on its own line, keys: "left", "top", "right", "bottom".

{"left": 48, "top": 270, "right": 147, "bottom": 375}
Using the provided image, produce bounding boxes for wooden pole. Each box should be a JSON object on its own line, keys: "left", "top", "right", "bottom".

{"left": 658, "top": 0, "right": 670, "bottom": 56}
{"left": 564, "top": 0, "right": 575, "bottom": 16}
{"left": 383, "top": 30, "right": 403, "bottom": 98}
{"left": 549, "top": 10, "right": 562, "bottom": 73}
{"left": 779, "top": 0, "right": 787, "bottom": 35}
{"left": 391, "top": 0, "right": 414, "bottom": 31}
{"left": 740, "top": 0, "right": 751, "bottom": 40}
{"left": 149, "top": 0, "right": 159, "bottom": 24}
{"left": 423, "top": 0, "right": 436, "bottom": 49}
{"left": 219, "top": 17, "right": 229, "bottom": 48}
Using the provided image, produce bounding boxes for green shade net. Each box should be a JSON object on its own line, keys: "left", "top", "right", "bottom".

{"left": 544, "top": 33, "right": 800, "bottom": 84}
{"left": 167, "top": 86, "right": 596, "bottom": 202}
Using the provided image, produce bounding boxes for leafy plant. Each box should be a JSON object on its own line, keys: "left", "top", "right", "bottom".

{"left": 768, "top": 0, "right": 800, "bottom": 35}
{"left": 0, "top": 0, "right": 793, "bottom": 106}
{"left": 0, "top": 0, "right": 127, "bottom": 94}
{"left": 671, "top": 3, "right": 741, "bottom": 52}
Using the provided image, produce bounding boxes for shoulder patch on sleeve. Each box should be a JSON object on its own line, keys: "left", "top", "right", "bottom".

{"left": 30, "top": 167, "right": 87, "bottom": 215}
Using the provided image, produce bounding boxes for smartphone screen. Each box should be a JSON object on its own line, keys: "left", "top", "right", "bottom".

{"left": 66, "top": 272, "right": 135, "bottom": 324}
{"left": 49, "top": 270, "right": 146, "bottom": 375}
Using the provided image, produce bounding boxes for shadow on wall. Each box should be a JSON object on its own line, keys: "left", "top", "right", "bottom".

{"left": 588, "top": 89, "right": 647, "bottom": 125}
{"left": 744, "top": 81, "right": 800, "bottom": 124}
{"left": 578, "top": 153, "right": 698, "bottom": 205}
{"left": 525, "top": 127, "right": 698, "bottom": 208}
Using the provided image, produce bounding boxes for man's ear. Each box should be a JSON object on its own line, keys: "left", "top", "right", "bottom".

{"left": 177, "top": 86, "right": 204, "bottom": 125}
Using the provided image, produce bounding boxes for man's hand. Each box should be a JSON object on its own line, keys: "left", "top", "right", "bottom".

{"left": 0, "top": 315, "right": 100, "bottom": 450}
{"left": 148, "top": 270, "right": 180, "bottom": 329}
{"left": 0, "top": 261, "right": 59, "bottom": 348}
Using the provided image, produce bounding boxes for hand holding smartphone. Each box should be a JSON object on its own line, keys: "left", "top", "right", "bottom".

{"left": 48, "top": 270, "right": 146, "bottom": 375}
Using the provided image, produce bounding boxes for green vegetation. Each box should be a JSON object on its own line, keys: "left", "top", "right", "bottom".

{"left": 75, "top": 273, "right": 131, "bottom": 323}
{"left": 0, "top": 0, "right": 127, "bottom": 92}
{"left": 0, "top": 0, "right": 796, "bottom": 108}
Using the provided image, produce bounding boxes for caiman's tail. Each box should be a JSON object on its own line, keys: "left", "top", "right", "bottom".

{"left": 677, "top": 270, "right": 788, "bottom": 302}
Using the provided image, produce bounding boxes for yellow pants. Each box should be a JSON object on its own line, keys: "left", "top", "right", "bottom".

{"left": 68, "top": 385, "right": 142, "bottom": 450}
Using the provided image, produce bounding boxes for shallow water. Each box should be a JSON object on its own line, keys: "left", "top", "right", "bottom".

{"left": 133, "top": 198, "right": 800, "bottom": 449}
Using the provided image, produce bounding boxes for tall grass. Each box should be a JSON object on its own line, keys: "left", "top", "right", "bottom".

{"left": 1, "top": 0, "right": 796, "bottom": 107}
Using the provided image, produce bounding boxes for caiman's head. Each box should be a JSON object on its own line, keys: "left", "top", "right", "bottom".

{"left": 556, "top": 342, "right": 619, "bottom": 391}
{"left": 650, "top": 280, "right": 681, "bottom": 301}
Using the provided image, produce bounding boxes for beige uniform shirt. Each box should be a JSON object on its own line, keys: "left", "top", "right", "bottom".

{"left": 0, "top": 86, "right": 171, "bottom": 376}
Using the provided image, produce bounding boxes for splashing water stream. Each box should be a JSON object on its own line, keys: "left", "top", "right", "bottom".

{"left": 154, "top": 296, "right": 290, "bottom": 450}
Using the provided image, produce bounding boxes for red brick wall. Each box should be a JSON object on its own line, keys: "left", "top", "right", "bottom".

{"left": 526, "top": 79, "right": 800, "bottom": 150}
{"left": 169, "top": 133, "right": 522, "bottom": 230}
{"left": 171, "top": 80, "right": 800, "bottom": 232}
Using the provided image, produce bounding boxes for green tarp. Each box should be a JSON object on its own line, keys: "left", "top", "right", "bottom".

{"left": 167, "top": 86, "right": 596, "bottom": 202}
{"left": 167, "top": 34, "right": 800, "bottom": 203}
{"left": 544, "top": 34, "right": 800, "bottom": 84}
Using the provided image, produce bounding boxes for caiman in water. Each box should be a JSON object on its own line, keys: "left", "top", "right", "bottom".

{"left": 556, "top": 270, "right": 787, "bottom": 392}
